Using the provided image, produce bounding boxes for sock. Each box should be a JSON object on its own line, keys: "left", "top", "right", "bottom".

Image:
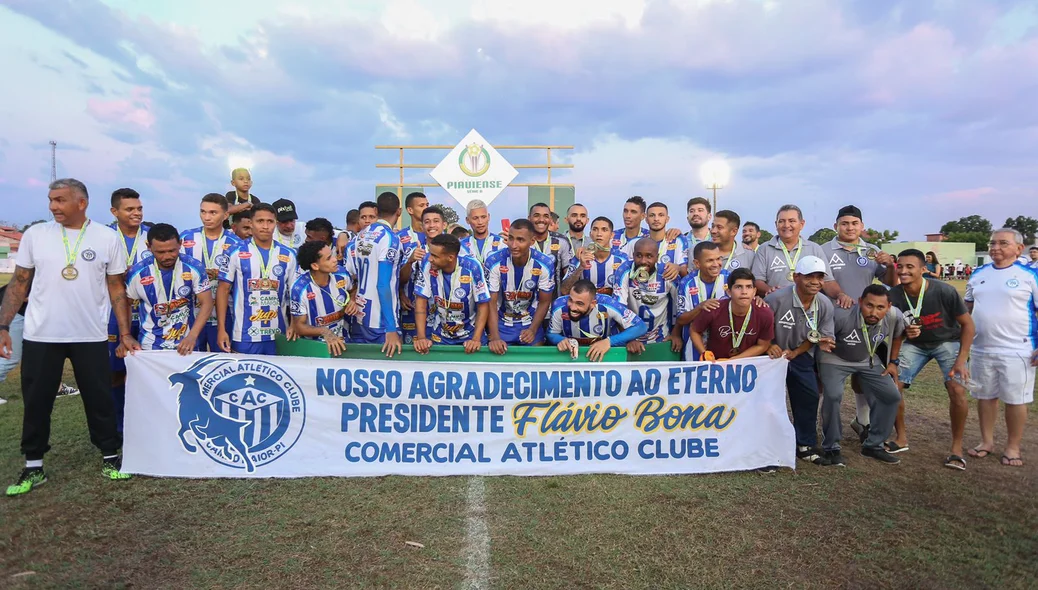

{"left": 854, "top": 393, "right": 871, "bottom": 426}
{"left": 26, "top": 460, "right": 43, "bottom": 469}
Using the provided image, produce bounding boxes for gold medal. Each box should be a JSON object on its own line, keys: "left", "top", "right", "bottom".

{"left": 866, "top": 249, "right": 878, "bottom": 260}
{"left": 807, "top": 330, "right": 821, "bottom": 344}
{"left": 787, "top": 270, "right": 794, "bottom": 281}
{"left": 61, "top": 265, "right": 79, "bottom": 280}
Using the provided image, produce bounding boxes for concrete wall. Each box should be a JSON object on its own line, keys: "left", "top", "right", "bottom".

{"left": 880, "top": 241, "right": 979, "bottom": 266}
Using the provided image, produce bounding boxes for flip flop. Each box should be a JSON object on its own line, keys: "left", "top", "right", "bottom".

{"left": 883, "top": 441, "right": 909, "bottom": 454}
{"left": 943, "top": 455, "right": 966, "bottom": 471}
{"left": 1001, "top": 455, "right": 1024, "bottom": 467}
{"left": 967, "top": 447, "right": 993, "bottom": 459}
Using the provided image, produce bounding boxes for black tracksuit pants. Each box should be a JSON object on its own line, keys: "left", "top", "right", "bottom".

{"left": 20, "top": 340, "right": 122, "bottom": 460}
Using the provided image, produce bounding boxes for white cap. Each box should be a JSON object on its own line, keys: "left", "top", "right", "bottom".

{"left": 795, "top": 255, "right": 826, "bottom": 276}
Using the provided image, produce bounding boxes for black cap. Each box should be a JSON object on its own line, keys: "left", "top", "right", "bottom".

{"left": 836, "top": 205, "right": 862, "bottom": 221}
{"left": 272, "top": 199, "right": 297, "bottom": 222}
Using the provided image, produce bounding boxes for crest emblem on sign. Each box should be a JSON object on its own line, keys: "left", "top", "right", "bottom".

{"left": 169, "top": 356, "right": 305, "bottom": 472}
{"left": 430, "top": 129, "right": 519, "bottom": 209}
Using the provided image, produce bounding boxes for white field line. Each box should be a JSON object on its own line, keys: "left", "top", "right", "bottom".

{"left": 462, "top": 476, "right": 490, "bottom": 590}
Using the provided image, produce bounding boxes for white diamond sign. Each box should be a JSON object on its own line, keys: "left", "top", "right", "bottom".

{"left": 430, "top": 129, "right": 518, "bottom": 209}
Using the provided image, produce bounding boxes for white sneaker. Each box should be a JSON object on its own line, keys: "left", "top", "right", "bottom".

{"left": 0, "top": 398, "right": 7, "bottom": 405}
{"left": 57, "top": 383, "right": 80, "bottom": 397}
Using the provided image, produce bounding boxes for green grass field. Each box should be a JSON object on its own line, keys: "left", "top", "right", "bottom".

{"left": 0, "top": 278, "right": 1036, "bottom": 588}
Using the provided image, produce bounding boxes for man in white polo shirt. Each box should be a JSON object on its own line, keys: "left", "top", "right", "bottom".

{"left": 965, "top": 228, "right": 1038, "bottom": 468}
{"left": 0, "top": 179, "right": 137, "bottom": 496}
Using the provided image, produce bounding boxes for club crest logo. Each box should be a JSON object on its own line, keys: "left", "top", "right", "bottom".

{"left": 1006, "top": 278, "right": 1020, "bottom": 288}
{"left": 453, "top": 287, "right": 467, "bottom": 299}
{"left": 170, "top": 355, "right": 305, "bottom": 472}
{"left": 523, "top": 279, "right": 537, "bottom": 290}
{"left": 82, "top": 248, "right": 97, "bottom": 262}
{"left": 272, "top": 265, "right": 285, "bottom": 277}
{"left": 177, "top": 285, "right": 192, "bottom": 297}
{"left": 139, "top": 250, "right": 153, "bottom": 260}
{"left": 729, "top": 259, "right": 741, "bottom": 269}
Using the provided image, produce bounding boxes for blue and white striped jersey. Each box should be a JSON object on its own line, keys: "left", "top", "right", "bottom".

{"left": 618, "top": 234, "right": 690, "bottom": 268}
{"left": 611, "top": 227, "right": 649, "bottom": 254}
{"left": 218, "top": 239, "right": 298, "bottom": 343}
{"left": 125, "top": 254, "right": 210, "bottom": 349}
{"left": 460, "top": 233, "right": 507, "bottom": 267}
{"left": 614, "top": 261, "right": 679, "bottom": 343}
{"left": 354, "top": 220, "right": 402, "bottom": 331}
{"left": 569, "top": 252, "right": 629, "bottom": 296}
{"left": 179, "top": 227, "right": 242, "bottom": 324}
{"left": 547, "top": 294, "right": 641, "bottom": 345}
{"left": 107, "top": 222, "right": 152, "bottom": 328}
{"left": 290, "top": 271, "right": 354, "bottom": 339}
{"left": 484, "top": 249, "right": 555, "bottom": 328}
{"left": 415, "top": 254, "right": 491, "bottom": 343}
{"left": 398, "top": 227, "right": 426, "bottom": 260}
{"left": 676, "top": 270, "right": 730, "bottom": 360}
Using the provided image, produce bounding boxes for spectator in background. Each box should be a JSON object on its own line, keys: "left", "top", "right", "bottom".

{"left": 742, "top": 221, "right": 761, "bottom": 252}
{"left": 335, "top": 209, "right": 361, "bottom": 261}
{"left": 1029, "top": 246, "right": 1038, "bottom": 269}
{"left": 450, "top": 225, "right": 470, "bottom": 240}
{"left": 548, "top": 211, "right": 560, "bottom": 233}
{"left": 924, "top": 251, "right": 940, "bottom": 278}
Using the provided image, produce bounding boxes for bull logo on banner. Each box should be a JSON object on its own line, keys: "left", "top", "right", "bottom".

{"left": 169, "top": 355, "right": 305, "bottom": 472}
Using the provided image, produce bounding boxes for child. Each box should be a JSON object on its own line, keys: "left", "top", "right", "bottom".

{"left": 224, "top": 168, "right": 260, "bottom": 227}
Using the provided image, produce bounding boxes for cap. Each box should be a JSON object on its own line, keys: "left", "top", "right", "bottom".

{"left": 836, "top": 205, "right": 862, "bottom": 221}
{"left": 272, "top": 198, "right": 297, "bottom": 222}
{"left": 795, "top": 255, "right": 827, "bottom": 276}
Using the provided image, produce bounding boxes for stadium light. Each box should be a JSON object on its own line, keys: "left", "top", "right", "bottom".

{"left": 700, "top": 159, "right": 730, "bottom": 212}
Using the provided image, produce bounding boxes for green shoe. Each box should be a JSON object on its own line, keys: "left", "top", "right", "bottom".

{"left": 6, "top": 468, "right": 47, "bottom": 497}
{"left": 102, "top": 458, "right": 132, "bottom": 481}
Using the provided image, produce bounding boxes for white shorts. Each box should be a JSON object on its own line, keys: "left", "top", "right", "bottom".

{"left": 969, "top": 351, "right": 1035, "bottom": 405}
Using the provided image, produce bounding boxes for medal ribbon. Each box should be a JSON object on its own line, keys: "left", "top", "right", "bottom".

{"left": 511, "top": 255, "right": 534, "bottom": 299}
{"left": 721, "top": 247, "right": 737, "bottom": 270}
{"left": 905, "top": 279, "right": 926, "bottom": 318}
{"left": 695, "top": 273, "right": 724, "bottom": 303}
{"left": 151, "top": 258, "right": 180, "bottom": 306}
{"left": 799, "top": 295, "right": 818, "bottom": 332}
{"left": 837, "top": 240, "right": 866, "bottom": 257}
{"left": 728, "top": 303, "right": 752, "bottom": 351}
{"left": 314, "top": 274, "right": 349, "bottom": 308}
{"left": 779, "top": 238, "right": 803, "bottom": 274}
{"left": 861, "top": 315, "right": 879, "bottom": 361}
{"left": 474, "top": 236, "right": 493, "bottom": 263}
{"left": 61, "top": 220, "right": 91, "bottom": 267}
{"left": 201, "top": 232, "right": 224, "bottom": 270}
{"left": 444, "top": 264, "right": 464, "bottom": 310}
{"left": 121, "top": 229, "right": 144, "bottom": 266}
{"left": 253, "top": 239, "right": 273, "bottom": 279}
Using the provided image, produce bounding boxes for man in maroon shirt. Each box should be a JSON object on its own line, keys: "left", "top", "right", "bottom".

{"left": 690, "top": 268, "right": 774, "bottom": 360}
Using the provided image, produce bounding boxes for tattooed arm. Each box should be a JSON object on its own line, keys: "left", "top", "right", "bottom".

{"left": 0, "top": 266, "right": 33, "bottom": 359}
{"left": 107, "top": 272, "right": 141, "bottom": 353}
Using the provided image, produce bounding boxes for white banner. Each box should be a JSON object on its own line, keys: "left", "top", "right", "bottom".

{"left": 124, "top": 352, "right": 795, "bottom": 478}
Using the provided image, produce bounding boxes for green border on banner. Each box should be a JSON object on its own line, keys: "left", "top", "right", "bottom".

{"left": 275, "top": 335, "right": 680, "bottom": 363}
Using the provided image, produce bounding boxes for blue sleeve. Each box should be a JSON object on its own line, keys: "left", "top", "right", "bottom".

{"left": 377, "top": 260, "right": 398, "bottom": 331}
{"left": 609, "top": 314, "right": 647, "bottom": 347}
{"left": 546, "top": 332, "right": 565, "bottom": 345}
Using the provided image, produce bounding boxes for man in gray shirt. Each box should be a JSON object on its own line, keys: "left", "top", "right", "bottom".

{"left": 751, "top": 205, "right": 852, "bottom": 309}
{"left": 817, "top": 285, "right": 906, "bottom": 466}
{"left": 765, "top": 256, "right": 836, "bottom": 466}
{"left": 711, "top": 210, "right": 756, "bottom": 273}
{"left": 824, "top": 205, "right": 898, "bottom": 443}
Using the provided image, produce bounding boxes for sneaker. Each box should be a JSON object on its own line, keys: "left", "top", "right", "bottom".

{"left": 6, "top": 468, "right": 47, "bottom": 497}
{"left": 796, "top": 446, "right": 830, "bottom": 466}
{"left": 101, "top": 457, "right": 132, "bottom": 481}
{"left": 756, "top": 465, "right": 779, "bottom": 474}
{"left": 861, "top": 446, "right": 901, "bottom": 464}
{"left": 0, "top": 397, "right": 7, "bottom": 406}
{"left": 823, "top": 450, "right": 846, "bottom": 467}
{"left": 57, "top": 383, "right": 80, "bottom": 397}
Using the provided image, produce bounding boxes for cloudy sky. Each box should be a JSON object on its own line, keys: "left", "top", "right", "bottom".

{"left": 1, "top": 0, "right": 1035, "bottom": 240}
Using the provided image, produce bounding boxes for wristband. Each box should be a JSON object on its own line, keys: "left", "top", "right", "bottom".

{"left": 0, "top": 324, "right": 9, "bottom": 332}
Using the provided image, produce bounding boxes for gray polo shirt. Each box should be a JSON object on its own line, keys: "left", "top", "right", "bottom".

{"left": 684, "top": 230, "right": 712, "bottom": 265}
{"left": 825, "top": 238, "right": 888, "bottom": 301}
{"left": 720, "top": 246, "right": 756, "bottom": 273}
{"left": 534, "top": 231, "right": 575, "bottom": 295}
{"left": 819, "top": 305, "right": 905, "bottom": 367}
{"left": 563, "top": 231, "right": 594, "bottom": 256}
{"left": 765, "top": 285, "right": 835, "bottom": 356}
{"left": 751, "top": 237, "right": 833, "bottom": 289}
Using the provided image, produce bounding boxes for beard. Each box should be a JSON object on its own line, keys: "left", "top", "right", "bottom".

{"left": 567, "top": 308, "right": 588, "bottom": 321}
{"left": 568, "top": 222, "right": 586, "bottom": 233}
{"left": 742, "top": 235, "right": 755, "bottom": 243}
